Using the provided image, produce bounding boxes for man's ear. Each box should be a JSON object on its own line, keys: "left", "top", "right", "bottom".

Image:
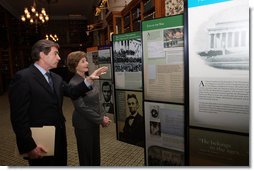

{"left": 39, "top": 51, "right": 46, "bottom": 59}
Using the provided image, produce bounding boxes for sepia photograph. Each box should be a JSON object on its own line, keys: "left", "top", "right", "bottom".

{"left": 116, "top": 90, "right": 144, "bottom": 147}
{"left": 163, "top": 27, "right": 184, "bottom": 49}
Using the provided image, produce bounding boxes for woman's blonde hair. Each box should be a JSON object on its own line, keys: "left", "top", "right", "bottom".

{"left": 67, "top": 51, "right": 87, "bottom": 73}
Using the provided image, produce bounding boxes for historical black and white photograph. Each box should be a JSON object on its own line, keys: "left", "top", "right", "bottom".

{"left": 98, "top": 47, "right": 112, "bottom": 79}
{"left": 100, "top": 80, "right": 114, "bottom": 114}
{"left": 113, "top": 32, "right": 143, "bottom": 90}
{"left": 98, "top": 47, "right": 111, "bottom": 64}
{"left": 113, "top": 38, "right": 142, "bottom": 72}
{"left": 150, "top": 121, "right": 161, "bottom": 136}
{"left": 163, "top": 27, "right": 184, "bottom": 49}
{"left": 192, "top": 3, "right": 248, "bottom": 70}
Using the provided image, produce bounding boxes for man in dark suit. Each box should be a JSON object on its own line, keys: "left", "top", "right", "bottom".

{"left": 101, "top": 81, "right": 114, "bottom": 114}
{"left": 121, "top": 94, "right": 144, "bottom": 147}
{"left": 8, "top": 39, "right": 107, "bottom": 166}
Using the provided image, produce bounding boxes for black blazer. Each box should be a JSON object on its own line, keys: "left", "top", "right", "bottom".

{"left": 8, "top": 65, "right": 91, "bottom": 154}
{"left": 122, "top": 113, "right": 145, "bottom": 147}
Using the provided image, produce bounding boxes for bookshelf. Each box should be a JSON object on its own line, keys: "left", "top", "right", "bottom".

{"left": 121, "top": 0, "right": 165, "bottom": 33}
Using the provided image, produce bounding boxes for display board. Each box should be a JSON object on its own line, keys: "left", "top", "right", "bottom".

{"left": 145, "top": 102, "right": 184, "bottom": 165}
{"left": 112, "top": 32, "right": 142, "bottom": 90}
{"left": 187, "top": 0, "right": 249, "bottom": 133}
{"left": 115, "top": 90, "right": 144, "bottom": 147}
{"left": 142, "top": 15, "right": 185, "bottom": 166}
{"left": 142, "top": 15, "right": 184, "bottom": 103}
{"left": 189, "top": 128, "right": 249, "bottom": 166}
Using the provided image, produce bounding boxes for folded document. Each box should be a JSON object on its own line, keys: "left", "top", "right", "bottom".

{"left": 16, "top": 126, "right": 55, "bottom": 157}
{"left": 31, "top": 126, "right": 55, "bottom": 156}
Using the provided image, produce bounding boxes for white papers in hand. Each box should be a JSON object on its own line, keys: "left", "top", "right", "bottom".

{"left": 31, "top": 126, "right": 55, "bottom": 156}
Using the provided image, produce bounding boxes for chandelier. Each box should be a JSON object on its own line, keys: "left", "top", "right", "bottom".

{"left": 45, "top": 33, "right": 59, "bottom": 42}
{"left": 20, "top": 0, "right": 49, "bottom": 25}
{"left": 44, "top": 0, "right": 59, "bottom": 42}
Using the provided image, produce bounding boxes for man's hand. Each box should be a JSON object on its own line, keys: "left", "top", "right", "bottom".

{"left": 26, "top": 146, "right": 47, "bottom": 159}
{"left": 86, "top": 66, "right": 108, "bottom": 84}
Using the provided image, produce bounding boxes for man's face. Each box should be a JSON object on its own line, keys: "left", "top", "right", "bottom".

{"left": 42, "top": 46, "right": 61, "bottom": 69}
{"left": 102, "top": 85, "right": 111, "bottom": 102}
{"left": 127, "top": 97, "right": 139, "bottom": 115}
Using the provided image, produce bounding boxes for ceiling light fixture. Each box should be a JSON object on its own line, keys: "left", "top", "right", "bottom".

{"left": 45, "top": 33, "right": 59, "bottom": 42}
{"left": 20, "top": 0, "right": 49, "bottom": 26}
{"left": 44, "top": 0, "right": 58, "bottom": 42}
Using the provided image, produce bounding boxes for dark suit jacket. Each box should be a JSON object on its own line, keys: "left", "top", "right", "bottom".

{"left": 121, "top": 113, "right": 145, "bottom": 147}
{"left": 8, "top": 65, "right": 91, "bottom": 154}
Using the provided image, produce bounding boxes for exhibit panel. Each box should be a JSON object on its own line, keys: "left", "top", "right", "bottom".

{"left": 186, "top": 0, "right": 250, "bottom": 166}
{"left": 144, "top": 102, "right": 185, "bottom": 166}
{"left": 142, "top": 15, "right": 184, "bottom": 104}
{"left": 187, "top": 0, "right": 249, "bottom": 133}
{"left": 112, "top": 32, "right": 143, "bottom": 91}
{"left": 142, "top": 15, "right": 185, "bottom": 166}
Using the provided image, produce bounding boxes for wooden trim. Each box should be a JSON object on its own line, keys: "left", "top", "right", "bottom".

{"left": 154, "top": 0, "right": 165, "bottom": 18}
{"left": 140, "top": 0, "right": 144, "bottom": 20}
{"left": 130, "top": 11, "right": 133, "bottom": 31}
